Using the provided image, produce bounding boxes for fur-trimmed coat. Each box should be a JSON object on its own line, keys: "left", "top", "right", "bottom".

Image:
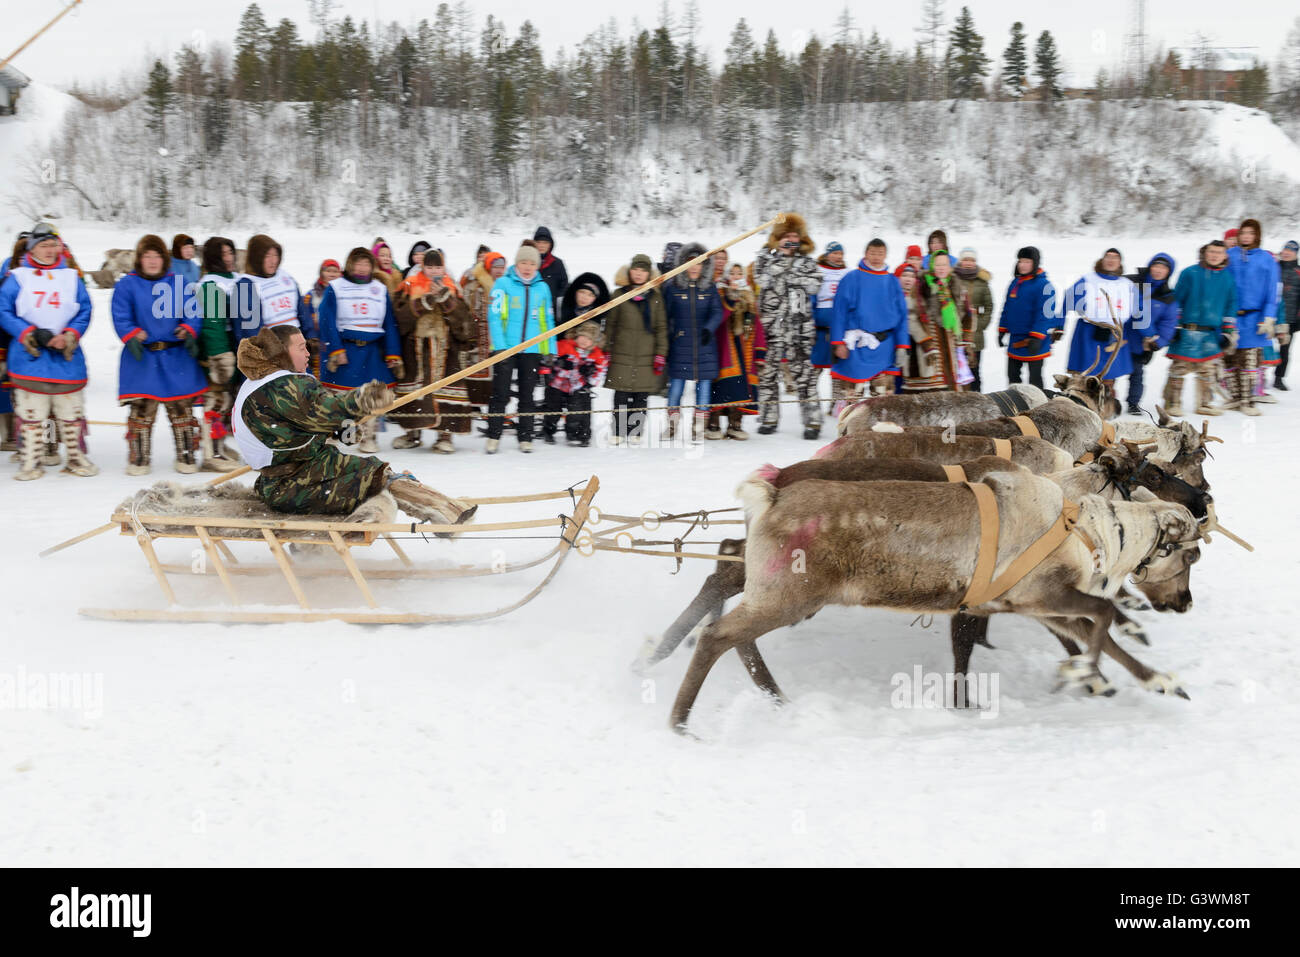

{"left": 604, "top": 263, "right": 669, "bottom": 394}
{"left": 665, "top": 243, "right": 725, "bottom": 381}
{"left": 391, "top": 279, "right": 478, "bottom": 433}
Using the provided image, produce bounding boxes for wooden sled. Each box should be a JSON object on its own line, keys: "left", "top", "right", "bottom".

{"left": 59, "top": 476, "right": 599, "bottom": 625}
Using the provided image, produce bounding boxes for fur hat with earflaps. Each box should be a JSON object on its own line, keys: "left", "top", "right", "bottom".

{"left": 764, "top": 212, "right": 814, "bottom": 255}
{"left": 246, "top": 234, "right": 284, "bottom": 278}
{"left": 133, "top": 233, "right": 171, "bottom": 279}
{"left": 237, "top": 325, "right": 300, "bottom": 380}
{"left": 567, "top": 319, "right": 605, "bottom": 350}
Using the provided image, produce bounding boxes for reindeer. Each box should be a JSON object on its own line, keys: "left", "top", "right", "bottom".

{"left": 642, "top": 446, "right": 1216, "bottom": 696}
{"left": 836, "top": 384, "right": 1050, "bottom": 432}
{"left": 666, "top": 466, "right": 1204, "bottom": 732}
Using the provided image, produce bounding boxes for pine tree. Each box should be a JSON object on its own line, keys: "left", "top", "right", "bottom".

{"left": 155, "top": 168, "right": 170, "bottom": 220}
{"left": 234, "top": 3, "right": 270, "bottom": 103}
{"left": 722, "top": 18, "right": 757, "bottom": 108}
{"left": 1034, "top": 30, "right": 1064, "bottom": 102}
{"left": 145, "top": 59, "right": 172, "bottom": 142}
{"left": 949, "top": 7, "right": 989, "bottom": 99}
{"left": 1002, "top": 21, "right": 1028, "bottom": 99}
{"left": 491, "top": 76, "right": 520, "bottom": 187}
{"left": 915, "top": 0, "right": 946, "bottom": 98}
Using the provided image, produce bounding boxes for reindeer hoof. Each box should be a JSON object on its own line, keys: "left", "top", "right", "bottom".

{"left": 1116, "top": 618, "right": 1151, "bottom": 646}
{"left": 1116, "top": 594, "right": 1151, "bottom": 612}
{"left": 629, "top": 636, "right": 664, "bottom": 675}
{"left": 1142, "top": 672, "right": 1189, "bottom": 700}
{"left": 1056, "top": 655, "right": 1113, "bottom": 696}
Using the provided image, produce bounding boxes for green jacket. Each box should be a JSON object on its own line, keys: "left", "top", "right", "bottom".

{"left": 604, "top": 285, "right": 668, "bottom": 393}
{"left": 198, "top": 273, "right": 237, "bottom": 358}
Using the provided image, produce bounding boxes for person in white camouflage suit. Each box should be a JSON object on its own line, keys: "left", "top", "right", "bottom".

{"left": 752, "top": 212, "right": 824, "bottom": 439}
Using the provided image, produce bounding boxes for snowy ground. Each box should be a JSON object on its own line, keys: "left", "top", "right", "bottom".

{"left": 1, "top": 224, "right": 1296, "bottom": 866}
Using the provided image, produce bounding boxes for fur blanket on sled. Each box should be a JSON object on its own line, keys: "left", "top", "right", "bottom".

{"left": 115, "top": 481, "right": 397, "bottom": 543}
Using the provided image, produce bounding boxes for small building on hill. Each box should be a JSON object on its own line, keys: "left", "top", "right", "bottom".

{"left": 0, "top": 64, "right": 31, "bottom": 115}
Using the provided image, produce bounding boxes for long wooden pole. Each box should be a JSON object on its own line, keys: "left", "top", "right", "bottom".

{"left": 46, "top": 221, "right": 777, "bottom": 545}
{"left": 367, "top": 215, "right": 779, "bottom": 420}
{"left": 0, "top": 0, "right": 83, "bottom": 72}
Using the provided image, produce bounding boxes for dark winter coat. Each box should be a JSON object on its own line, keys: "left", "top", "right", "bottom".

{"left": 534, "top": 226, "right": 569, "bottom": 304}
{"left": 604, "top": 264, "right": 668, "bottom": 393}
{"left": 664, "top": 244, "right": 725, "bottom": 381}
{"left": 1279, "top": 257, "right": 1300, "bottom": 330}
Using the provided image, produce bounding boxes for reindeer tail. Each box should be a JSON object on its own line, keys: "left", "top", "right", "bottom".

{"left": 736, "top": 464, "right": 780, "bottom": 527}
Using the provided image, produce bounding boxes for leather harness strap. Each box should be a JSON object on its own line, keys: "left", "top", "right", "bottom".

{"left": 1010, "top": 415, "right": 1040, "bottom": 438}
{"left": 988, "top": 389, "right": 1031, "bottom": 417}
{"left": 1075, "top": 421, "right": 1119, "bottom": 465}
{"left": 959, "top": 486, "right": 1094, "bottom": 609}
{"left": 992, "top": 438, "right": 1013, "bottom": 459}
{"left": 942, "top": 464, "right": 966, "bottom": 482}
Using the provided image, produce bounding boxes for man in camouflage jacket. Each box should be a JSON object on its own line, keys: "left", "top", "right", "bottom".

{"left": 232, "top": 326, "right": 475, "bottom": 526}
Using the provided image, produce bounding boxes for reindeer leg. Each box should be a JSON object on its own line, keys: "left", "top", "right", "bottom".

{"left": 950, "top": 613, "right": 991, "bottom": 708}
{"left": 1111, "top": 604, "right": 1150, "bottom": 646}
{"left": 1099, "top": 633, "right": 1189, "bottom": 699}
{"left": 1046, "top": 596, "right": 1117, "bottom": 696}
{"left": 633, "top": 552, "right": 745, "bottom": 673}
{"left": 670, "top": 600, "right": 794, "bottom": 733}
{"left": 735, "top": 642, "right": 787, "bottom": 702}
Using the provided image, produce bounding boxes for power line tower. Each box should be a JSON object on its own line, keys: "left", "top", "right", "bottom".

{"left": 1124, "top": 0, "right": 1148, "bottom": 93}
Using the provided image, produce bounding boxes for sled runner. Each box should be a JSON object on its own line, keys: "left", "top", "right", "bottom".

{"left": 57, "top": 476, "right": 599, "bottom": 624}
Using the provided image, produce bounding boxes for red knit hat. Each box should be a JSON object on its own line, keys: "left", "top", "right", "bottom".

{"left": 1224, "top": 228, "right": 1239, "bottom": 240}
{"left": 895, "top": 263, "right": 917, "bottom": 278}
{"left": 905, "top": 244, "right": 923, "bottom": 259}
{"left": 320, "top": 259, "right": 340, "bottom": 273}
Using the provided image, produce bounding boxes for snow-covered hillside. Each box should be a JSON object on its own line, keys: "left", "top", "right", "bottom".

{"left": 9, "top": 90, "right": 1300, "bottom": 234}
{"left": 0, "top": 82, "right": 77, "bottom": 217}
{"left": 0, "top": 223, "right": 1295, "bottom": 866}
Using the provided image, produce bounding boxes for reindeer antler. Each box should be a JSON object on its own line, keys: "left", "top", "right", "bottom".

{"left": 1199, "top": 505, "right": 1255, "bottom": 551}
{"left": 1200, "top": 420, "right": 1224, "bottom": 444}
{"left": 1097, "top": 289, "right": 1124, "bottom": 380}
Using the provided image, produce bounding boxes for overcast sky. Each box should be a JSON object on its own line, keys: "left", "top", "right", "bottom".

{"left": 5, "top": 0, "right": 1286, "bottom": 90}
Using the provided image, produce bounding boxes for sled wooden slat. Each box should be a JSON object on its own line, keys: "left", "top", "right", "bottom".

{"left": 195, "top": 526, "right": 239, "bottom": 604}
{"left": 460, "top": 484, "right": 592, "bottom": 506}
{"left": 38, "top": 522, "right": 118, "bottom": 558}
{"left": 262, "top": 529, "right": 310, "bottom": 609}
{"left": 384, "top": 536, "right": 414, "bottom": 567}
{"left": 79, "top": 608, "right": 486, "bottom": 625}
{"left": 136, "top": 533, "right": 177, "bottom": 604}
{"left": 156, "top": 542, "right": 564, "bottom": 581}
{"left": 330, "top": 531, "right": 378, "bottom": 608}
{"left": 110, "top": 512, "right": 562, "bottom": 535}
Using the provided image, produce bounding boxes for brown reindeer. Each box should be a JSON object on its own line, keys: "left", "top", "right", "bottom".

{"left": 667, "top": 467, "right": 1202, "bottom": 732}
{"left": 642, "top": 447, "right": 1212, "bottom": 693}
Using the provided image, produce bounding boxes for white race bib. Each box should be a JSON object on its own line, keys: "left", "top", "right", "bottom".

{"left": 330, "top": 277, "right": 388, "bottom": 333}
{"left": 232, "top": 369, "right": 314, "bottom": 470}
{"left": 252, "top": 271, "right": 300, "bottom": 328}
{"left": 10, "top": 266, "right": 80, "bottom": 332}
{"left": 200, "top": 273, "right": 239, "bottom": 297}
